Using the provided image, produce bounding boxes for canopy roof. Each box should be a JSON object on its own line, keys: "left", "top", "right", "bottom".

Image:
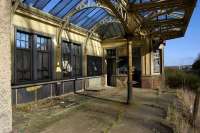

{"left": 15, "top": 0, "right": 197, "bottom": 40}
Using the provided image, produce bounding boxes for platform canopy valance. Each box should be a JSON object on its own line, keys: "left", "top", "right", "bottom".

{"left": 14, "top": 0, "right": 197, "bottom": 40}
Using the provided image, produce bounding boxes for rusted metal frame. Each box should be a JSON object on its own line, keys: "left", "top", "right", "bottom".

{"left": 12, "top": 0, "right": 22, "bottom": 13}
{"left": 57, "top": 1, "right": 115, "bottom": 45}
{"left": 98, "top": 0, "right": 146, "bottom": 38}
{"left": 145, "top": 7, "right": 183, "bottom": 20}
{"left": 138, "top": 2, "right": 195, "bottom": 39}
{"left": 135, "top": 0, "right": 195, "bottom": 38}
{"left": 84, "top": 16, "right": 121, "bottom": 47}
{"left": 182, "top": 0, "right": 197, "bottom": 34}
{"left": 143, "top": 19, "right": 185, "bottom": 29}
{"left": 151, "top": 31, "right": 183, "bottom": 40}
{"left": 151, "top": 24, "right": 184, "bottom": 35}
{"left": 97, "top": 0, "right": 131, "bottom": 34}
{"left": 146, "top": 0, "right": 196, "bottom": 38}
{"left": 128, "top": 0, "right": 189, "bottom": 12}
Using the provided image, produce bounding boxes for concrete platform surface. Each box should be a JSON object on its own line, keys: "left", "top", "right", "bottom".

{"left": 13, "top": 88, "right": 176, "bottom": 133}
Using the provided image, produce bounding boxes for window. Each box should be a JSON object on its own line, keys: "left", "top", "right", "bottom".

{"left": 36, "top": 36, "right": 51, "bottom": 80}
{"left": 62, "top": 41, "right": 72, "bottom": 78}
{"left": 107, "top": 49, "right": 116, "bottom": 57}
{"left": 14, "top": 30, "right": 52, "bottom": 84}
{"left": 73, "top": 44, "right": 82, "bottom": 77}
{"left": 87, "top": 55, "right": 102, "bottom": 76}
{"left": 15, "top": 31, "right": 32, "bottom": 83}
{"left": 61, "top": 41, "right": 82, "bottom": 78}
{"left": 118, "top": 57, "right": 128, "bottom": 74}
{"left": 153, "top": 50, "right": 161, "bottom": 73}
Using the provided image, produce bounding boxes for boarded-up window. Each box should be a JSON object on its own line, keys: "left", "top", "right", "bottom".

{"left": 153, "top": 50, "right": 161, "bottom": 73}
{"left": 87, "top": 56, "right": 102, "bottom": 76}
{"left": 15, "top": 31, "right": 32, "bottom": 83}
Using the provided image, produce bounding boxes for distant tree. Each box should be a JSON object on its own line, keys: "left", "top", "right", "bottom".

{"left": 192, "top": 54, "right": 200, "bottom": 76}
{"left": 191, "top": 54, "right": 200, "bottom": 126}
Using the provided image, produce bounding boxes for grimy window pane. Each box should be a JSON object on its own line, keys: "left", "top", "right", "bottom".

{"left": 36, "top": 35, "right": 50, "bottom": 80}
{"left": 153, "top": 50, "right": 161, "bottom": 73}
{"left": 62, "top": 41, "right": 72, "bottom": 78}
{"left": 61, "top": 41, "right": 82, "bottom": 78}
{"left": 87, "top": 55, "right": 102, "bottom": 76}
{"left": 15, "top": 31, "right": 32, "bottom": 83}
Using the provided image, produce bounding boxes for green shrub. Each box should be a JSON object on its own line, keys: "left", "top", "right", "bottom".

{"left": 165, "top": 68, "right": 200, "bottom": 91}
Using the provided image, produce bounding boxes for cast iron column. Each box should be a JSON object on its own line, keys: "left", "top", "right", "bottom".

{"left": 127, "top": 39, "right": 133, "bottom": 104}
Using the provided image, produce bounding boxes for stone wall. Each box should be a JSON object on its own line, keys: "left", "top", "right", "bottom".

{"left": 0, "top": 0, "right": 12, "bottom": 132}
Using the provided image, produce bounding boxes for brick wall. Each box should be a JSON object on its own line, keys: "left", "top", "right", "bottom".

{"left": 0, "top": 0, "right": 12, "bottom": 132}
{"left": 141, "top": 76, "right": 162, "bottom": 89}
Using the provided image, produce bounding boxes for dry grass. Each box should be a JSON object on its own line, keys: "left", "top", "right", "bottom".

{"left": 166, "top": 89, "right": 200, "bottom": 133}
{"left": 166, "top": 103, "right": 190, "bottom": 133}
{"left": 177, "top": 89, "right": 195, "bottom": 114}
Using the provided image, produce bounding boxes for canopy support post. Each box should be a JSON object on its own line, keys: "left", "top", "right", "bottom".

{"left": 127, "top": 38, "right": 133, "bottom": 104}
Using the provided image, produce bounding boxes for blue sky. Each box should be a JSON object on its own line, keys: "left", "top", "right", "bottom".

{"left": 165, "top": 1, "right": 200, "bottom": 66}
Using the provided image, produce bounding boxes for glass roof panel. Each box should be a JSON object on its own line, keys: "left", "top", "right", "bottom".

{"left": 168, "top": 11, "right": 185, "bottom": 19}
{"left": 70, "top": 7, "right": 109, "bottom": 29}
{"left": 56, "top": 0, "right": 81, "bottom": 18}
{"left": 71, "top": 8, "right": 96, "bottom": 24}
{"left": 24, "top": 0, "right": 38, "bottom": 6}
{"left": 34, "top": 0, "right": 51, "bottom": 10}
{"left": 75, "top": 8, "right": 102, "bottom": 26}
{"left": 22, "top": 0, "right": 119, "bottom": 31}
{"left": 82, "top": 10, "right": 108, "bottom": 29}
{"left": 48, "top": 0, "right": 71, "bottom": 15}
{"left": 43, "top": 0, "right": 61, "bottom": 12}
{"left": 129, "top": 0, "right": 151, "bottom": 4}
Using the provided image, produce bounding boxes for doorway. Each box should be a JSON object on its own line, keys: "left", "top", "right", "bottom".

{"left": 106, "top": 49, "right": 116, "bottom": 86}
{"left": 132, "top": 47, "right": 141, "bottom": 87}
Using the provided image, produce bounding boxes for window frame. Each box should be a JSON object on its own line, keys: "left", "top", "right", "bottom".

{"left": 87, "top": 55, "right": 103, "bottom": 77}
{"left": 36, "top": 35, "right": 52, "bottom": 81}
{"left": 13, "top": 27, "right": 53, "bottom": 85}
{"left": 61, "top": 40, "right": 73, "bottom": 79}
{"left": 14, "top": 30, "right": 33, "bottom": 84}
{"left": 61, "top": 40, "right": 82, "bottom": 79}
{"left": 153, "top": 49, "right": 161, "bottom": 74}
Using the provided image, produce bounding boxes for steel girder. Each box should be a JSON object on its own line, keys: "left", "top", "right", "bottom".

{"left": 84, "top": 16, "right": 121, "bottom": 51}
{"left": 128, "top": 0, "right": 197, "bottom": 40}
{"left": 128, "top": 0, "right": 192, "bottom": 12}
{"left": 57, "top": 1, "right": 116, "bottom": 45}
{"left": 12, "top": 0, "right": 22, "bottom": 13}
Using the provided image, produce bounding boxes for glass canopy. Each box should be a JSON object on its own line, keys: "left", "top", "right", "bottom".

{"left": 21, "top": 0, "right": 195, "bottom": 40}
{"left": 23, "top": 0, "right": 111, "bottom": 30}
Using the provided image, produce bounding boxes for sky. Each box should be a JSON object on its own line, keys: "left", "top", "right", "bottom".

{"left": 164, "top": 0, "right": 200, "bottom": 66}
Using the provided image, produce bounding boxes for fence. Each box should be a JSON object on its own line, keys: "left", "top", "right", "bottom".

{"left": 12, "top": 76, "right": 103, "bottom": 105}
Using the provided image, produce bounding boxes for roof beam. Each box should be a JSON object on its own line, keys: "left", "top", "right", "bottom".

{"left": 12, "top": 0, "right": 22, "bottom": 13}
{"left": 143, "top": 19, "right": 185, "bottom": 28}
{"left": 182, "top": 0, "right": 197, "bottom": 34}
{"left": 145, "top": 7, "right": 182, "bottom": 20}
{"left": 151, "top": 31, "right": 184, "bottom": 40}
{"left": 97, "top": 0, "right": 132, "bottom": 34}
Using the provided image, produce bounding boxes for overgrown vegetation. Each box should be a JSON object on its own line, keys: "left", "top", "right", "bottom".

{"left": 166, "top": 102, "right": 190, "bottom": 133}
{"left": 165, "top": 68, "right": 200, "bottom": 91}
{"left": 165, "top": 62, "right": 200, "bottom": 132}
{"left": 192, "top": 54, "right": 200, "bottom": 76}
